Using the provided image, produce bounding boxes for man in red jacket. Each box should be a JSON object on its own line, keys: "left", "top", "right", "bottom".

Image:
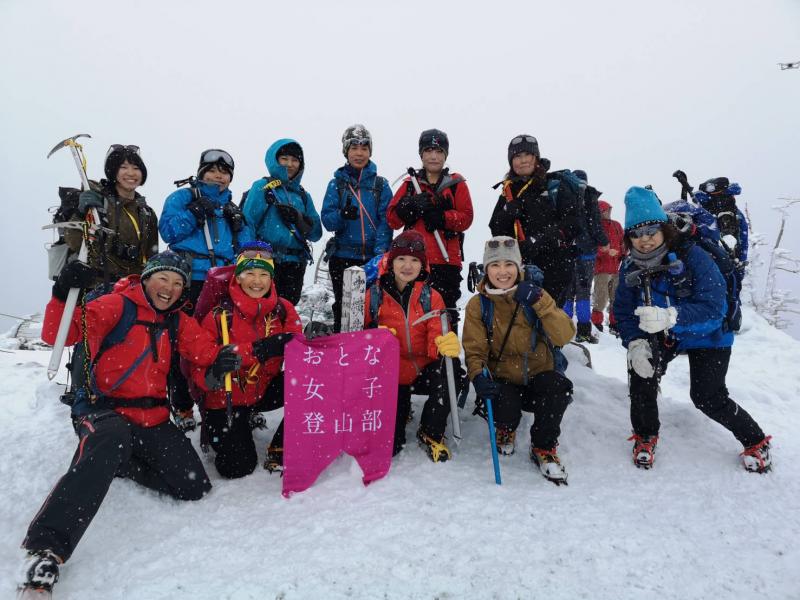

{"left": 18, "top": 251, "right": 241, "bottom": 596}
{"left": 591, "top": 200, "right": 625, "bottom": 335}
{"left": 386, "top": 129, "right": 473, "bottom": 332}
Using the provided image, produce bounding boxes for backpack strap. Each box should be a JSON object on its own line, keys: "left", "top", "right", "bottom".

{"left": 478, "top": 294, "right": 495, "bottom": 345}
{"left": 368, "top": 283, "right": 382, "bottom": 325}
{"left": 420, "top": 283, "right": 432, "bottom": 314}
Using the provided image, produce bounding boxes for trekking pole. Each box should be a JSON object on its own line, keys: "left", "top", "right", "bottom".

{"left": 45, "top": 134, "right": 101, "bottom": 380}
{"left": 407, "top": 167, "right": 450, "bottom": 263}
{"left": 482, "top": 367, "right": 502, "bottom": 485}
{"left": 439, "top": 312, "right": 461, "bottom": 442}
{"left": 672, "top": 170, "right": 697, "bottom": 204}
{"left": 219, "top": 310, "right": 234, "bottom": 427}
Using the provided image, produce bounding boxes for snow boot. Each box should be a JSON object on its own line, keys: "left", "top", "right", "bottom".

{"left": 575, "top": 322, "right": 598, "bottom": 344}
{"left": 530, "top": 446, "right": 568, "bottom": 485}
{"left": 249, "top": 411, "right": 267, "bottom": 431}
{"left": 18, "top": 550, "right": 60, "bottom": 596}
{"left": 263, "top": 445, "right": 283, "bottom": 474}
{"left": 495, "top": 427, "right": 517, "bottom": 456}
{"left": 417, "top": 428, "right": 451, "bottom": 463}
{"left": 629, "top": 434, "right": 658, "bottom": 469}
{"left": 591, "top": 309, "right": 604, "bottom": 332}
{"left": 741, "top": 436, "right": 772, "bottom": 473}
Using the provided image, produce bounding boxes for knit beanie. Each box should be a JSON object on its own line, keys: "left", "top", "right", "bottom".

{"left": 342, "top": 124, "right": 372, "bottom": 157}
{"left": 235, "top": 241, "right": 275, "bottom": 276}
{"left": 104, "top": 144, "right": 148, "bottom": 185}
{"left": 276, "top": 142, "right": 304, "bottom": 171}
{"left": 387, "top": 230, "right": 427, "bottom": 270}
{"left": 507, "top": 134, "right": 540, "bottom": 166}
{"left": 624, "top": 186, "right": 668, "bottom": 231}
{"left": 418, "top": 129, "right": 449, "bottom": 157}
{"left": 482, "top": 236, "right": 522, "bottom": 272}
{"left": 141, "top": 251, "right": 190, "bottom": 285}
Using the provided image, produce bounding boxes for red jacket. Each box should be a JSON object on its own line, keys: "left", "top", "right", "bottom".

{"left": 386, "top": 170, "right": 473, "bottom": 267}
{"left": 595, "top": 215, "right": 625, "bottom": 275}
{"left": 191, "top": 279, "right": 302, "bottom": 410}
{"left": 42, "top": 276, "right": 220, "bottom": 427}
{"left": 364, "top": 279, "right": 445, "bottom": 385}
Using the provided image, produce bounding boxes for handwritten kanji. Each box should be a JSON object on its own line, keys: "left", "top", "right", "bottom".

{"left": 304, "top": 378, "right": 325, "bottom": 402}
{"left": 362, "top": 376, "right": 382, "bottom": 399}
{"left": 335, "top": 412, "right": 353, "bottom": 434}
{"left": 302, "top": 412, "right": 325, "bottom": 434}
{"left": 361, "top": 409, "right": 383, "bottom": 432}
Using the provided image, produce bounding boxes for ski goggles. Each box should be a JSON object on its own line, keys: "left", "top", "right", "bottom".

{"left": 346, "top": 137, "right": 371, "bottom": 147}
{"left": 628, "top": 223, "right": 662, "bottom": 239}
{"left": 200, "top": 149, "right": 235, "bottom": 171}
{"left": 106, "top": 144, "right": 140, "bottom": 159}
{"left": 486, "top": 238, "right": 518, "bottom": 249}
{"left": 510, "top": 135, "right": 537, "bottom": 146}
{"left": 392, "top": 236, "right": 426, "bottom": 252}
{"left": 238, "top": 246, "right": 274, "bottom": 260}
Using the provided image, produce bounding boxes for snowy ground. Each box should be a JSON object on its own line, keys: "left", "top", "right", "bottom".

{"left": 1, "top": 306, "right": 798, "bottom": 599}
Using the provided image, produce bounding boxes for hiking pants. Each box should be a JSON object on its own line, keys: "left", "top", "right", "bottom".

{"left": 490, "top": 371, "right": 573, "bottom": 449}
{"left": 428, "top": 264, "right": 463, "bottom": 333}
{"left": 329, "top": 255, "right": 368, "bottom": 333}
{"left": 628, "top": 346, "right": 765, "bottom": 447}
{"left": 563, "top": 258, "right": 595, "bottom": 323}
{"left": 396, "top": 358, "right": 462, "bottom": 451}
{"left": 205, "top": 407, "right": 258, "bottom": 479}
{"left": 23, "top": 411, "right": 210, "bottom": 562}
{"left": 530, "top": 247, "right": 576, "bottom": 307}
{"left": 592, "top": 272, "right": 619, "bottom": 317}
{"left": 274, "top": 261, "right": 306, "bottom": 306}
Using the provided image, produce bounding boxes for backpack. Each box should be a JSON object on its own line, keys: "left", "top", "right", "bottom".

{"left": 193, "top": 264, "right": 288, "bottom": 326}
{"left": 367, "top": 281, "right": 432, "bottom": 326}
{"left": 48, "top": 180, "right": 104, "bottom": 280}
{"left": 574, "top": 185, "right": 606, "bottom": 254}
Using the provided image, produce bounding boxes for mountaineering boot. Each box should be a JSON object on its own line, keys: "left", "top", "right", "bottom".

{"left": 575, "top": 322, "right": 598, "bottom": 344}
{"left": 263, "top": 445, "right": 284, "bottom": 474}
{"left": 741, "top": 436, "right": 772, "bottom": 473}
{"left": 495, "top": 427, "right": 517, "bottom": 456}
{"left": 629, "top": 434, "right": 658, "bottom": 469}
{"left": 249, "top": 411, "right": 267, "bottom": 431}
{"left": 530, "top": 446, "right": 568, "bottom": 485}
{"left": 18, "top": 549, "right": 60, "bottom": 596}
{"left": 417, "top": 428, "right": 451, "bottom": 463}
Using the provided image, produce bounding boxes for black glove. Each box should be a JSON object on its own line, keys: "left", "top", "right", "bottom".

{"left": 514, "top": 280, "right": 543, "bottom": 306}
{"left": 504, "top": 200, "right": 523, "bottom": 220}
{"left": 423, "top": 207, "right": 446, "bottom": 232}
{"left": 205, "top": 344, "right": 242, "bottom": 390}
{"left": 53, "top": 261, "right": 95, "bottom": 301}
{"left": 394, "top": 196, "right": 420, "bottom": 226}
{"left": 223, "top": 202, "right": 245, "bottom": 233}
{"left": 252, "top": 333, "right": 294, "bottom": 362}
{"left": 341, "top": 202, "right": 359, "bottom": 220}
{"left": 276, "top": 204, "right": 301, "bottom": 225}
{"left": 110, "top": 237, "right": 141, "bottom": 262}
{"left": 78, "top": 189, "right": 104, "bottom": 214}
{"left": 472, "top": 373, "right": 501, "bottom": 402}
{"left": 187, "top": 197, "right": 215, "bottom": 228}
{"left": 304, "top": 321, "right": 334, "bottom": 339}
{"left": 296, "top": 215, "right": 313, "bottom": 237}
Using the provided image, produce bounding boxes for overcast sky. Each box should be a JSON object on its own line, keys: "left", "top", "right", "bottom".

{"left": 1, "top": 0, "right": 798, "bottom": 335}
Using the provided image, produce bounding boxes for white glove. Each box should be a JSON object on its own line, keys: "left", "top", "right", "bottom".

{"left": 635, "top": 306, "right": 677, "bottom": 334}
{"left": 627, "top": 339, "right": 654, "bottom": 378}
{"left": 721, "top": 234, "right": 738, "bottom": 252}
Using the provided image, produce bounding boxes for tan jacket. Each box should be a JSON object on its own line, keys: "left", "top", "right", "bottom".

{"left": 462, "top": 281, "right": 575, "bottom": 385}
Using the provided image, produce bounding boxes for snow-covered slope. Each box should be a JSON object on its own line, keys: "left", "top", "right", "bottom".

{"left": 1, "top": 306, "right": 798, "bottom": 599}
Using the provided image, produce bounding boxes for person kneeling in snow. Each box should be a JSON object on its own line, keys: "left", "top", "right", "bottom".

{"left": 462, "top": 237, "right": 576, "bottom": 484}
{"left": 614, "top": 186, "right": 771, "bottom": 473}
{"left": 364, "top": 231, "right": 462, "bottom": 462}
{"left": 191, "top": 242, "right": 302, "bottom": 477}
{"left": 18, "top": 251, "right": 241, "bottom": 595}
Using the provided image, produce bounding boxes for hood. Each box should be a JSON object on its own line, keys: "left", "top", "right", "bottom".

{"left": 265, "top": 138, "right": 304, "bottom": 186}
{"left": 598, "top": 200, "right": 612, "bottom": 213}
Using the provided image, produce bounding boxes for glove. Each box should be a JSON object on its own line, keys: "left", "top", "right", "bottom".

{"left": 627, "top": 338, "right": 655, "bottom": 378}
{"left": 394, "top": 195, "right": 420, "bottom": 226}
{"left": 635, "top": 306, "right": 677, "bottom": 334}
{"left": 341, "top": 202, "right": 359, "bottom": 220}
{"left": 435, "top": 331, "right": 460, "bottom": 358}
{"left": 504, "top": 200, "right": 523, "bottom": 220}
{"left": 110, "top": 238, "right": 141, "bottom": 262}
{"left": 667, "top": 252, "right": 685, "bottom": 276}
{"left": 514, "top": 280, "right": 543, "bottom": 306}
{"left": 205, "top": 345, "right": 242, "bottom": 390}
{"left": 78, "top": 189, "right": 104, "bottom": 213}
{"left": 472, "top": 373, "right": 500, "bottom": 402}
{"left": 304, "top": 321, "right": 334, "bottom": 339}
{"left": 276, "top": 204, "right": 300, "bottom": 225}
{"left": 423, "top": 207, "right": 446, "bottom": 232}
{"left": 223, "top": 202, "right": 245, "bottom": 233}
{"left": 296, "top": 215, "right": 313, "bottom": 237}
{"left": 53, "top": 261, "right": 95, "bottom": 301}
{"left": 174, "top": 409, "right": 196, "bottom": 433}
{"left": 187, "top": 197, "right": 215, "bottom": 228}
{"left": 252, "top": 333, "right": 294, "bottom": 362}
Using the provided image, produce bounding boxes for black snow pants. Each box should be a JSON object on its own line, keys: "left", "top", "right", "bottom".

{"left": 428, "top": 264, "right": 464, "bottom": 333}
{"left": 23, "top": 411, "right": 211, "bottom": 562}
{"left": 274, "top": 260, "right": 306, "bottom": 306}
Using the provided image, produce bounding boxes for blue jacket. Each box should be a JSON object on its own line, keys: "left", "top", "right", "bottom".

{"left": 320, "top": 161, "right": 393, "bottom": 261}
{"left": 242, "top": 138, "right": 322, "bottom": 264}
{"left": 159, "top": 180, "right": 254, "bottom": 281}
{"left": 614, "top": 244, "right": 734, "bottom": 351}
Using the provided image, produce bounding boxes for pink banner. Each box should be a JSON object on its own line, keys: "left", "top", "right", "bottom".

{"left": 282, "top": 328, "right": 400, "bottom": 497}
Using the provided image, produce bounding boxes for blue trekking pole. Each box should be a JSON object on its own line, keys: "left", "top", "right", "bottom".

{"left": 482, "top": 367, "right": 502, "bottom": 485}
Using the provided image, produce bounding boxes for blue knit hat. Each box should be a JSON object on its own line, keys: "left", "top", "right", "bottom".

{"left": 624, "top": 186, "right": 669, "bottom": 231}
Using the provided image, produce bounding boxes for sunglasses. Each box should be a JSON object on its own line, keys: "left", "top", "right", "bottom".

{"left": 201, "top": 149, "right": 235, "bottom": 170}
{"left": 629, "top": 224, "right": 662, "bottom": 239}
{"left": 487, "top": 239, "right": 517, "bottom": 249}
{"left": 392, "top": 237, "right": 425, "bottom": 252}
{"left": 106, "top": 144, "right": 140, "bottom": 159}
{"left": 347, "top": 138, "right": 371, "bottom": 147}
{"left": 510, "top": 135, "right": 537, "bottom": 146}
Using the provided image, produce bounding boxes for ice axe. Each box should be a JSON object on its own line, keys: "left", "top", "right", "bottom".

{"left": 45, "top": 134, "right": 102, "bottom": 380}
{"left": 406, "top": 167, "right": 450, "bottom": 263}
{"left": 412, "top": 308, "right": 461, "bottom": 442}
